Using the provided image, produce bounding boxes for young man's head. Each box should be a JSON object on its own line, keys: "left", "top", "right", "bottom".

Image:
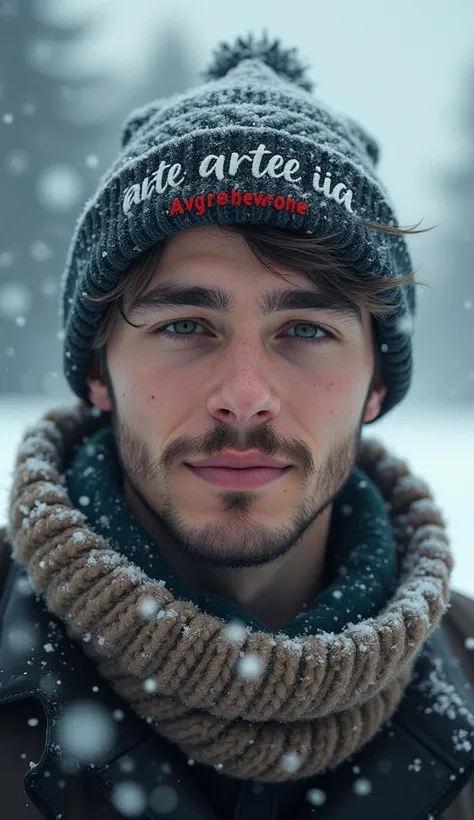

{"left": 84, "top": 223, "right": 414, "bottom": 569}
{"left": 60, "top": 34, "right": 423, "bottom": 571}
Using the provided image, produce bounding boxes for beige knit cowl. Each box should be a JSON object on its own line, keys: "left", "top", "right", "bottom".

{"left": 7, "top": 404, "right": 453, "bottom": 782}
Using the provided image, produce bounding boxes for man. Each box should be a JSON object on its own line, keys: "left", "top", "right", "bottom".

{"left": 1, "top": 33, "right": 474, "bottom": 820}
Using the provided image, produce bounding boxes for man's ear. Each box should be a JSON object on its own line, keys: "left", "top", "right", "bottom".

{"left": 86, "top": 354, "right": 112, "bottom": 412}
{"left": 363, "top": 378, "right": 387, "bottom": 424}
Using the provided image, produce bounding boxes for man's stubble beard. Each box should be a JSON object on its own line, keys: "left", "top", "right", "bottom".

{"left": 104, "top": 365, "right": 370, "bottom": 569}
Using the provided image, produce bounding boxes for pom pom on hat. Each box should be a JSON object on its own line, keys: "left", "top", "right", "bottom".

{"left": 122, "top": 33, "right": 314, "bottom": 148}
{"left": 202, "top": 31, "right": 315, "bottom": 92}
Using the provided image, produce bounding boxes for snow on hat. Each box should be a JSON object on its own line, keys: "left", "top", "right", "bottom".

{"left": 61, "top": 32, "right": 415, "bottom": 419}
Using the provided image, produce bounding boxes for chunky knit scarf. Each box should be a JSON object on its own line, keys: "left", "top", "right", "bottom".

{"left": 7, "top": 404, "right": 453, "bottom": 783}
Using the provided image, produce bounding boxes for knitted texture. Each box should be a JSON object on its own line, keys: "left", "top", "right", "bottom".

{"left": 61, "top": 34, "right": 415, "bottom": 421}
{"left": 8, "top": 404, "right": 453, "bottom": 782}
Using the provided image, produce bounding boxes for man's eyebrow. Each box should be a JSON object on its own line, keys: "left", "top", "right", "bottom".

{"left": 127, "top": 283, "right": 362, "bottom": 325}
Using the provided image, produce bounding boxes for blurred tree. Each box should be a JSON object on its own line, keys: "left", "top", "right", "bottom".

{"left": 411, "top": 63, "right": 474, "bottom": 407}
{"left": 0, "top": 0, "right": 100, "bottom": 397}
{"left": 150, "top": 20, "right": 197, "bottom": 98}
{"left": 0, "top": 0, "right": 196, "bottom": 398}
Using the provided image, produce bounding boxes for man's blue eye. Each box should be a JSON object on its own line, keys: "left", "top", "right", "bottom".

{"left": 153, "top": 319, "right": 334, "bottom": 346}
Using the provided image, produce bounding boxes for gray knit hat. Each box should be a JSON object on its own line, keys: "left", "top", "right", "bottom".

{"left": 61, "top": 33, "right": 415, "bottom": 421}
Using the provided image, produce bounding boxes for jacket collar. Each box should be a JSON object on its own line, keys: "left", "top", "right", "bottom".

{"left": 2, "top": 560, "right": 474, "bottom": 820}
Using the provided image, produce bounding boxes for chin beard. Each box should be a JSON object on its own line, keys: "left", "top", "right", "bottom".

{"left": 114, "top": 421, "right": 361, "bottom": 570}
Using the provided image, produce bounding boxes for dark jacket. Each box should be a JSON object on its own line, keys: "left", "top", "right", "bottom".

{"left": 2, "top": 528, "right": 474, "bottom": 820}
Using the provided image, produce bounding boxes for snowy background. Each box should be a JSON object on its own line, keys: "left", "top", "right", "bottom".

{"left": 1, "top": 1, "right": 473, "bottom": 595}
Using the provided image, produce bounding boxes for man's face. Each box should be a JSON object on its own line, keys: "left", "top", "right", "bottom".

{"left": 88, "top": 225, "right": 386, "bottom": 569}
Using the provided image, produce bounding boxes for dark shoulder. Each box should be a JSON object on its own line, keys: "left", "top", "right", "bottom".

{"left": 441, "top": 591, "right": 474, "bottom": 820}
{"left": 442, "top": 588, "right": 474, "bottom": 689}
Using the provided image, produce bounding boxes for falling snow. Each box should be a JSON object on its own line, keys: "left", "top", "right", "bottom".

{"left": 55, "top": 701, "right": 117, "bottom": 763}
{"left": 15, "top": 575, "right": 34, "bottom": 596}
{"left": 85, "top": 154, "right": 100, "bottom": 168}
{"left": 307, "top": 788, "right": 327, "bottom": 806}
{"left": 111, "top": 781, "right": 147, "bottom": 818}
{"left": 35, "top": 164, "right": 83, "bottom": 212}
{"left": 0, "top": 282, "right": 33, "bottom": 319}
{"left": 281, "top": 751, "right": 301, "bottom": 773}
{"left": 396, "top": 314, "right": 414, "bottom": 335}
{"left": 353, "top": 777, "right": 372, "bottom": 796}
{"left": 30, "top": 240, "right": 53, "bottom": 262}
{"left": 4, "top": 148, "right": 29, "bottom": 175}
{"left": 118, "top": 756, "right": 136, "bottom": 774}
{"left": 138, "top": 596, "right": 161, "bottom": 619}
{"left": 149, "top": 784, "right": 179, "bottom": 813}
{"left": 236, "top": 652, "right": 264, "bottom": 680}
{"left": 0, "top": 250, "right": 15, "bottom": 267}
{"left": 225, "top": 619, "right": 248, "bottom": 643}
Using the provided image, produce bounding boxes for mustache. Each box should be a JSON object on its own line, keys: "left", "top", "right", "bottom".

{"left": 114, "top": 419, "right": 314, "bottom": 484}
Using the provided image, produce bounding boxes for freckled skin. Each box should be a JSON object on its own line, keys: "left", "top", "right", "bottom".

{"left": 87, "top": 225, "right": 386, "bottom": 629}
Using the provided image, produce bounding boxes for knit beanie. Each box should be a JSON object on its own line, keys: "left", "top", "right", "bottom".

{"left": 60, "top": 33, "right": 415, "bottom": 421}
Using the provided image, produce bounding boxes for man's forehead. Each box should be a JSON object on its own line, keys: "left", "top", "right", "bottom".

{"left": 147, "top": 227, "right": 329, "bottom": 292}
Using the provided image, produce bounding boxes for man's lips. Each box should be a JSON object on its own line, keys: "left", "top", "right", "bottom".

{"left": 185, "top": 452, "right": 291, "bottom": 469}
{"left": 185, "top": 463, "right": 291, "bottom": 489}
